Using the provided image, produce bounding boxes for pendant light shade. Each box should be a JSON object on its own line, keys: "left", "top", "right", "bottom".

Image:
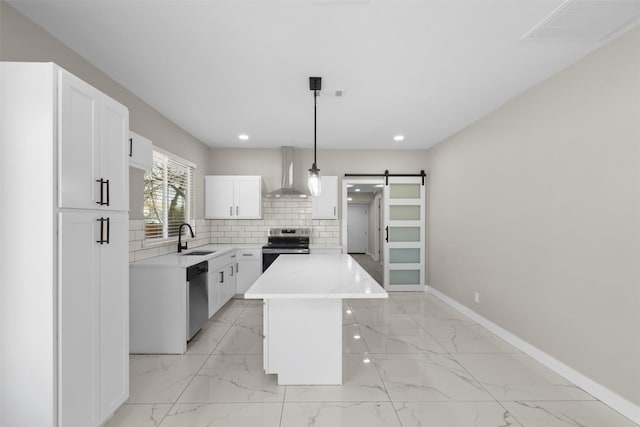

{"left": 308, "top": 164, "right": 321, "bottom": 196}
{"left": 308, "top": 76, "right": 322, "bottom": 197}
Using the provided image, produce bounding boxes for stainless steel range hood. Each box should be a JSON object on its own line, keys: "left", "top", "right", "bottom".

{"left": 265, "top": 146, "right": 309, "bottom": 199}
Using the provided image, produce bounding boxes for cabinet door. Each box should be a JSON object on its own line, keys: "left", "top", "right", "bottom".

{"left": 205, "top": 176, "right": 234, "bottom": 219}
{"left": 234, "top": 176, "right": 262, "bottom": 219}
{"left": 312, "top": 176, "right": 338, "bottom": 219}
{"left": 235, "top": 250, "right": 261, "bottom": 295}
{"left": 128, "top": 131, "right": 153, "bottom": 171}
{"left": 99, "top": 212, "right": 129, "bottom": 418}
{"left": 58, "top": 70, "right": 100, "bottom": 209}
{"left": 99, "top": 95, "right": 129, "bottom": 211}
{"left": 58, "top": 212, "right": 101, "bottom": 427}
{"left": 207, "top": 266, "right": 221, "bottom": 317}
{"left": 226, "top": 261, "right": 237, "bottom": 300}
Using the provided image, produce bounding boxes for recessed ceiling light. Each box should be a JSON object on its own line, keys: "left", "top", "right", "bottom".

{"left": 375, "top": 184, "right": 384, "bottom": 188}
{"left": 347, "top": 197, "right": 353, "bottom": 201}
{"left": 346, "top": 184, "right": 354, "bottom": 188}
{"left": 238, "top": 134, "right": 249, "bottom": 141}
{"left": 394, "top": 135, "right": 404, "bottom": 142}
{"left": 355, "top": 188, "right": 361, "bottom": 192}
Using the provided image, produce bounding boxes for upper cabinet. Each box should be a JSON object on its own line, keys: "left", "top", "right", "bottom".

{"left": 59, "top": 71, "right": 129, "bottom": 211}
{"left": 312, "top": 175, "right": 338, "bottom": 219}
{"left": 205, "top": 175, "right": 262, "bottom": 219}
{"left": 128, "top": 131, "right": 153, "bottom": 171}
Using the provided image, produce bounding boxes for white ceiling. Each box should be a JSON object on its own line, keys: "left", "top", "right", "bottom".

{"left": 9, "top": 0, "right": 640, "bottom": 150}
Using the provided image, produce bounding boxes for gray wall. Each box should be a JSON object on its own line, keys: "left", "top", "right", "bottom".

{"left": 209, "top": 147, "right": 430, "bottom": 212}
{"left": 0, "top": 2, "right": 210, "bottom": 220}
{"left": 427, "top": 27, "right": 640, "bottom": 406}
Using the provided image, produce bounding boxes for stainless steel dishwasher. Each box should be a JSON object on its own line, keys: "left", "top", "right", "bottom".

{"left": 186, "top": 261, "right": 208, "bottom": 340}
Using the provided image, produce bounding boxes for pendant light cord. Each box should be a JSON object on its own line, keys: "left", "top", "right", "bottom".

{"left": 313, "top": 89, "right": 318, "bottom": 168}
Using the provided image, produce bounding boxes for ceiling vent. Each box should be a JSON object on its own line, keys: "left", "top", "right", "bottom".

{"left": 522, "top": 0, "right": 640, "bottom": 43}
{"left": 320, "top": 89, "right": 345, "bottom": 97}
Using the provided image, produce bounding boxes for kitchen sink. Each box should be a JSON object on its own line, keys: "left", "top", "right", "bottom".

{"left": 182, "top": 250, "right": 215, "bottom": 256}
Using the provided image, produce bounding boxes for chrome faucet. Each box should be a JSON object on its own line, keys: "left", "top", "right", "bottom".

{"left": 177, "top": 223, "right": 195, "bottom": 253}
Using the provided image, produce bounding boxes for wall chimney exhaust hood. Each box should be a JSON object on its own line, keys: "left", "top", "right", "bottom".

{"left": 265, "top": 147, "right": 309, "bottom": 199}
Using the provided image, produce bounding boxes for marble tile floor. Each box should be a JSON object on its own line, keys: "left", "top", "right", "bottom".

{"left": 105, "top": 293, "right": 638, "bottom": 427}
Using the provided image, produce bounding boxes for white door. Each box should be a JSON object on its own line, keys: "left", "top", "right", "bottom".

{"left": 312, "top": 175, "right": 338, "bottom": 219}
{"left": 383, "top": 177, "right": 425, "bottom": 291}
{"left": 347, "top": 205, "right": 368, "bottom": 253}
{"left": 99, "top": 212, "right": 129, "bottom": 418}
{"left": 58, "top": 70, "right": 100, "bottom": 209}
{"left": 205, "top": 176, "right": 234, "bottom": 219}
{"left": 58, "top": 212, "right": 101, "bottom": 427}
{"left": 99, "top": 94, "right": 129, "bottom": 211}
{"left": 235, "top": 176, "right": 262, "bottom": 218}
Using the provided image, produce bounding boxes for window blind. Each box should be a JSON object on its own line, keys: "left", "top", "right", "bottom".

{"left": 144, "top": 150, "right": 194, "bottom": 241}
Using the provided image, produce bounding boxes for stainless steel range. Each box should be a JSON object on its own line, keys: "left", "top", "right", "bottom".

{"left": 262, "top": 228, "right": 310, "bottom": 272}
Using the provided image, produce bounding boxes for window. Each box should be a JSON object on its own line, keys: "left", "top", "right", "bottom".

{"left": 143, "top": 150, "right": 195, "bottom": 241}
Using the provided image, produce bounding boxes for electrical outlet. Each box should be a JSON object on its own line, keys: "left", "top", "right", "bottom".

{"left": 474, "top": 292, "right": 480, "bottom": 304}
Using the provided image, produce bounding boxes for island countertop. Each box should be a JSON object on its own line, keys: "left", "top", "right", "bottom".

{"left": 245, "top": 254, "right": 387, "bottom": 299}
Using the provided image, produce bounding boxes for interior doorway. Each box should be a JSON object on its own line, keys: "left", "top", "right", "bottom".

{"left": 342, "top": 179, "right": 385, "bottom": 284}
{"left": 347, "top": 205, "right": 367, "bottom": 253}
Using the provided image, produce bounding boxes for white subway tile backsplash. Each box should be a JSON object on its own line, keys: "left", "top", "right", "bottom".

{"left": 129, "top": 198, "right": 340, "bottom": 262}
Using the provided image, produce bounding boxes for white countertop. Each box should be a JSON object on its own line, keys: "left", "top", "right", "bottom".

{"left": 129, "top": 244, "right": 261, "bottom": 268}
{"left": 245, "top": 254, "right": 387, "bottom": 300}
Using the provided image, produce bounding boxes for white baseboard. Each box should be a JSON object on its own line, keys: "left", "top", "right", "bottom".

{"left": 426, "top": 285, "right": 640, "bottom": 425}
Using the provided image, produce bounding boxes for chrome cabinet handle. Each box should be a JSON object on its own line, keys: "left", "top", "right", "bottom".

{"left": 219, "top": 271, "right": 224, "bottom": 283}
{"left": 333, "top": 206, "right": 336, "bottom": 216}
{"left": 129, "top": 137, "right": 133, "bottom": 157}
{"left": 236, "top": 206, "right": 239, "bottom": 215}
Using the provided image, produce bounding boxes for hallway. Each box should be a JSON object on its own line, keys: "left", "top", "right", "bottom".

{"left": 349, "top": 253, "right": 383, "bottom": 285}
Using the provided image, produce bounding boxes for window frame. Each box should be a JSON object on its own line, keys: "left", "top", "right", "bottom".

{"left": 143, "top": 147, "right": 196, "bottom": 245}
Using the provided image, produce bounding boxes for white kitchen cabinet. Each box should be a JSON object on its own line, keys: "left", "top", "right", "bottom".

{"left": 312, "top": 175, "right": 338, "bottom": 219}
{"left": 224, "top": 259, "right": 237, "bottom": 303}
{"left": 59, "top": 212, "right": 128, "bottom": 425}
{"left": 0, "top": 62, "right": 129, "bottom": 427}
{"left": 128, "top": 130, "right": 153, "bottom": 171}
{"left": 208, "top": 251, "right": 237, "bottom": 315}
{"left": 207, "top": 264, "right": 221, "bottom": 317}
{"left": 205, "top": 175, "right": 262, "bottom": 219}
{"left": 59, "top": 70, "right": 129, "bottom": 211}
{"left": 235, "top": 248, "right": 262, "bottom": 295}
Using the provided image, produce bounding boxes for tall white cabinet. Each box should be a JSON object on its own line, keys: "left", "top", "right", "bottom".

{"left": 0, "top": 62, "right": 129, "bottom": 427}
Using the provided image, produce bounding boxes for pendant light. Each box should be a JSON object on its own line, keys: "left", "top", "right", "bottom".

{"left": 308, "top": 76, "right": 322, "bottom": 197}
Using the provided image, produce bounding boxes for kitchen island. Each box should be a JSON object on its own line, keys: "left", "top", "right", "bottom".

{"left": 245, "top": 254, "right": 387, "bottom": 385}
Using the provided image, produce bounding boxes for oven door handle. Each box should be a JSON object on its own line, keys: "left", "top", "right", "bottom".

{"left": 262, "top": 248, "right": 310, "bottom": 254}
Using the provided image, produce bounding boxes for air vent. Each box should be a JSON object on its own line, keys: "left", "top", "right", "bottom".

{"left": 523, "top": 0, "right": 640, "bottom": 43}
{"left": 320, "top": 90, "right": 345, "bottom": 97}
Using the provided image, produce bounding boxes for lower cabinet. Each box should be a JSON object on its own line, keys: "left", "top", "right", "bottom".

{"left": 235, "top": 249, "right": 262, "bottom": 295}
{"left": 59, "top": 211, "right": 128, "bottom": 427}
{"left": 208, "top": 252, "right": 237, "bottom": 316}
